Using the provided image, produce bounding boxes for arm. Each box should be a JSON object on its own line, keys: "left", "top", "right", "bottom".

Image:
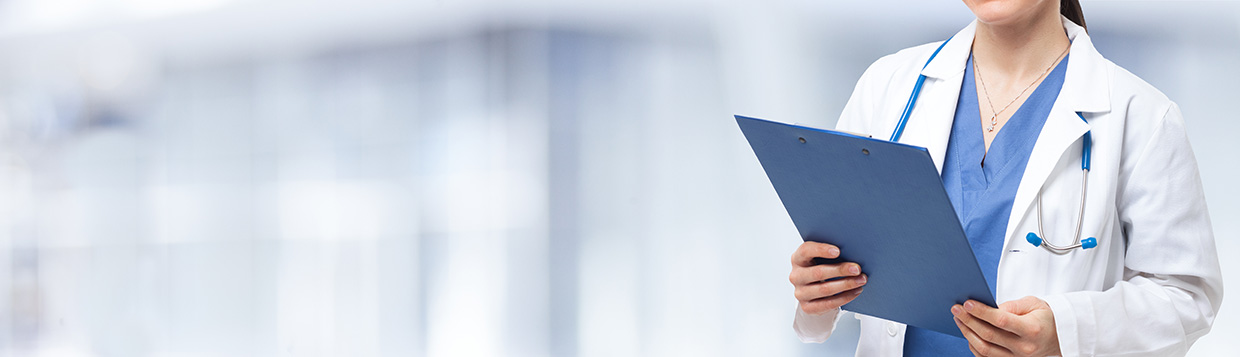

{"left": 952, "top": 104, "right": 1223, "bottom": 357}
{"left": 1044, "top": 103, "right": 1223, "bottom": 356}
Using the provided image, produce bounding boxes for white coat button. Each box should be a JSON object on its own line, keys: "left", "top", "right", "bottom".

{"left": 887, "top": 322, "right": 898, "bottom": 336}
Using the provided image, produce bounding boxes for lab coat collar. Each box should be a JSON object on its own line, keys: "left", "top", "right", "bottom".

{"left": 919, "top": 21, "right": 975, "bottom": 80}
{"left": 1059, "top": 17, "right": 1111, "bottom": 114}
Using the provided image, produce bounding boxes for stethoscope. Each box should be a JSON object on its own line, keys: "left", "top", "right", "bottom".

{"left": 890, "top": 37, "right": 1096, "bottom": 255}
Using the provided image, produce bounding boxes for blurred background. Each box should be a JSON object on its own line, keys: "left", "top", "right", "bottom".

{"left": 0, "top": 0, "right": 1235, "bottom": 356}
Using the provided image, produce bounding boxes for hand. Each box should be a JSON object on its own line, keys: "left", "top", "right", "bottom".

{"left": 952, "top": 296, "right": 1061, "bottom": 357}
{"left": 789, "top": 241, "right": 867, "bottom": 315}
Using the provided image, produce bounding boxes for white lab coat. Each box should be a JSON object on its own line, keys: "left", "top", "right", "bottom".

{"left": 794, "top": 16, "right": 1223, "bottom": 356}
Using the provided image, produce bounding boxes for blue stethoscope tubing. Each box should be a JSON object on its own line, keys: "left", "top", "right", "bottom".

{"left": 890, "top": 37, "right": 1096, "bottom": 254}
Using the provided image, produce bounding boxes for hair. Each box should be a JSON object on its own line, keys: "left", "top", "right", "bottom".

{"left": 1061, "top": 0, "right": 1087, "bottom": 31}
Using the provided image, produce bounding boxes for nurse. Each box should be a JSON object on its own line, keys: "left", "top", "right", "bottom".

{"left": 788, "top": 0, "right": 1223, "bottom": 356}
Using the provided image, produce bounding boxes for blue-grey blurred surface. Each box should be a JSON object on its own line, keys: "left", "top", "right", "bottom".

{"left": 0, "top": 0, "right": 1235, "bottom": 356}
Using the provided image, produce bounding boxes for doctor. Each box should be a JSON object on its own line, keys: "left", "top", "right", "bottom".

{"left": 788, "top": 0, "right": 1223, "bottom": 356}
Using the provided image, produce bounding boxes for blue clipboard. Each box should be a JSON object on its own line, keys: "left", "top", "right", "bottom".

{"left": 736, "top": 115, "right": 995, "bottom": 338}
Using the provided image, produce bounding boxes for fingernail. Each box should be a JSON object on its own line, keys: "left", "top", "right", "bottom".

{"left": 829, "top": 247, "right": 840, "bottom": 257}
{"left": 849, "top": 265, "right": 860, "bottom": 275}
{"left": 856, "top": 275, "right": 867, "bottom": 285}
{"left": 965, "top": 301, "right": 975, "bottom": 311}
{"left": 951, "top": 306, "right": 962, "bottom": 316}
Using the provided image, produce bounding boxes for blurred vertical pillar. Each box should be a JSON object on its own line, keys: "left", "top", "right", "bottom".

{"left": 419, "top": 28, "right": 561, "bottom": 357}
{"left": 546, "top": 29, "right": 583, "bottom": 357}
{"left": 496, "top": 29, "right": 554, "bottom": 357}
{"left": 1, "top": 152, "right": 40, "bottom": 355}
{"left": 419, "top": 35, "right": 510, "bottom": 357}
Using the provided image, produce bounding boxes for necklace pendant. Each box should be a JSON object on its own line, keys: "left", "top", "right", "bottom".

{"left": 987, "top": 115, "right": 997, "bottom": 132}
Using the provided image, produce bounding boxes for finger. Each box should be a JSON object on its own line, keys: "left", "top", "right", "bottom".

{"left": 998, "top": 296, "right": 1044, "bottom": 316}
{"left": 794, "top": 274, "right": 867, "bottom": 301}
{"left": 953, "top": 304, "right": 1021, "bottom": 352}
{"left": 955, "top": 316, "right": 1014, "bottom": 357}
{"left": 800, "top": 287, "right": 863, "bottom": 315}
{"left": 791, "top": 241, "right": 840, "bottom": 267}
{"left": 789, "top": 262, "right": 862, "bottom": 286}
{"left": 964, "top": 300, "right": 1035, "bottom": 336}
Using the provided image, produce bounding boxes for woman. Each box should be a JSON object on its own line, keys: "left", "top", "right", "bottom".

{"left": 788, "top": 0, "right": 1223, "bottom": 356}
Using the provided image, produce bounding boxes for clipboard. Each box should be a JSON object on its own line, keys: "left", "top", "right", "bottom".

{"left": 736, "top": 114, "right": 996, "bottom": 338}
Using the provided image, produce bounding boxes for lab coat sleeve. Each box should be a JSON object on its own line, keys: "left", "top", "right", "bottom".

{"left": 1044, "top": 103, "right": 1224, "bottom": 356}
{"left": 793, "top": 306, "right": 843, "bottom": 343}
{"left": 792, "top": 52, "right": 897, "bottom": 343}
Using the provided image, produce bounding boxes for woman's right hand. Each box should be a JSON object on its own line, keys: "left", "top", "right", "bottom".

{"left": 790, "top": 241, "right": 867, "bottom": 315}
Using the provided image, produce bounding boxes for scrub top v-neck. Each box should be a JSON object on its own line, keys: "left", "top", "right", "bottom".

{"left": 903, "top": 53, "right": 1070, "bottom": 356}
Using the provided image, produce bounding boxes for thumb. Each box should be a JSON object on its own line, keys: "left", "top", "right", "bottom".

{"left": 998, "top": 296, "right": 1046, "bottom": 315}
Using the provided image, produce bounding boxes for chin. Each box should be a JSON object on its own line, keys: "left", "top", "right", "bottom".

{"left": 964, "top": 0, "right": 1054, "bottom": 26}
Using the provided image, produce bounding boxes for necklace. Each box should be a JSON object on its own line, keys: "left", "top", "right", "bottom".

{"left": 973, "top": 45, "right": 1071, "bottom": 132}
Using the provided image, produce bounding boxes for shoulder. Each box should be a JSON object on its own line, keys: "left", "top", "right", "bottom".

{"left": 1098, "top": 57, "right": 1182, "bottom": 148}
{"left": 857, "top": 41, "right": 945, "bottom": 85}
{"left": 1090, "top": 52, "right": 1195, "bottom": 195}
{"left": 1105, "top": 60, "right": 1176, "bottom": 118}
{"left": 837, "top": 41, "right": 948, "bottom": 133}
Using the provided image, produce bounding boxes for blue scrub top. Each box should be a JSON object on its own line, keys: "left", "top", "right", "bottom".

{"left": 903, "top": 53, "right": 1069, "bottom": 356}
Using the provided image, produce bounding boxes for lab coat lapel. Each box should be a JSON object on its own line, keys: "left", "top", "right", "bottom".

{"left": 1000, "top": 17, "right": 1111, "bottom": 255}
{"left": 898, "top": 77, "right": 962, "bottom": 174}
{"left": 900, "top": 21, "right": 977, "bottom": 173}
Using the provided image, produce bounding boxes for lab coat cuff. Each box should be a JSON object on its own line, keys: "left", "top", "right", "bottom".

{"left": 1044, "top": 294, "right": 1094, "bottom": 357}
{"left": 793, "top": 305, "right": 841, "bottom": 343}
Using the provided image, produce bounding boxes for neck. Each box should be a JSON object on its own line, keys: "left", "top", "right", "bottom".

{"left": 972, "top": 12, "right": 1070, "bottom": 80}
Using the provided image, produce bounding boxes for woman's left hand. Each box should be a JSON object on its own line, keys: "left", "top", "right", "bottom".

{"left": 952, "top": 296, "right": 1061, "bottom": 357}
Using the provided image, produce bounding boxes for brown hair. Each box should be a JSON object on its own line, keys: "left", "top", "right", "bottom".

{"left": 1061, "top": 0, "right": 1087, "bottom": 31}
